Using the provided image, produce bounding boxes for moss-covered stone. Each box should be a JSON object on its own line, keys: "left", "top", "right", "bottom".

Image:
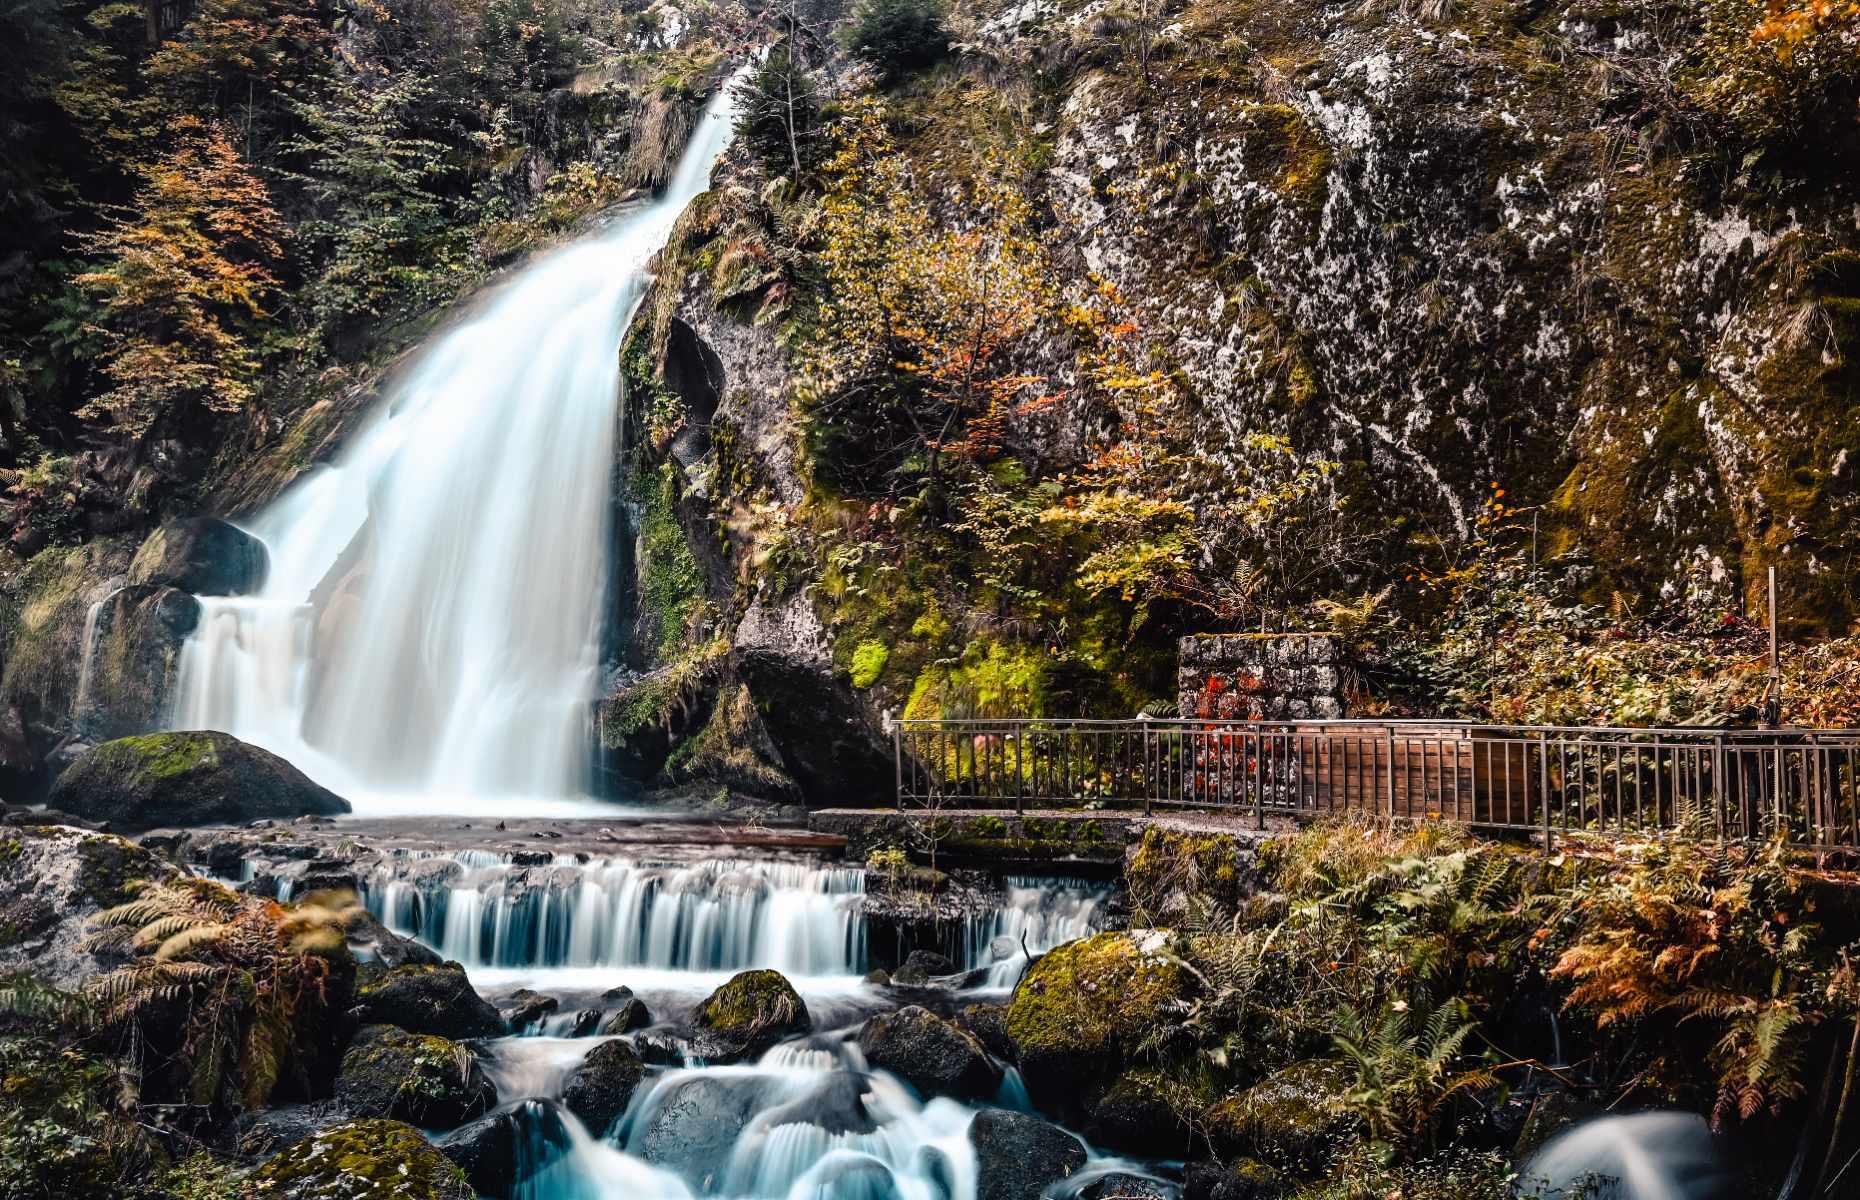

{"left": 1084, "top": 1067, "right": 1211, "bottom": 1159}
{"left": 1203, "top": 1058, "right": 1356, "bottom": 1175}
{"left": 1126, "top": 828, "right": 1255, "bottom": 925}
{"left": 245, "top": 1118, "right": 476, "bottom": 1199}
{"left": 351, "top": 961, "right": 504, "bottom": 1041}
{"left": 335, "top": 1025, "right": 497, "bottom": 1131}
{"left": 692, "top": 968, "right": 811, "bottom": 1061}
{"left": 1005, "top": 931, "right": 1194, "bottom": 1113}
{"left": 46, "top": 731, "right": 350, "bottom": 832}
{"left": 561, "top": 1037, "right": 648, "bottom": 1134}
{"left": 857, "top": 1004, "right": 1003, "bottom": 1101}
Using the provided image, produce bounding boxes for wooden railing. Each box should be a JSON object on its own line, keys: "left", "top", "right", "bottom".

{"left": 893, "top": 718, "right": 1860, "bottom": 849}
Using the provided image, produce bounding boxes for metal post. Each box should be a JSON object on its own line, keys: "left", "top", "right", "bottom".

{"left": 892, "top": 713, "right": 904, "bottom": 812}
{"left": 1763, "top": 564, "right": 1782, "bottom": 729}
{"left": 1539, "top": 730, "right": 1552, "bottom": 853}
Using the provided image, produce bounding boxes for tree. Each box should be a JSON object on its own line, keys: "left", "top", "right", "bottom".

{"left": 736, "top": 43, "right": 824, "bottom": 179}
{"left": 843, "top": 0, "right": 949, "bottom": 86}
{"left": 283, "top": 71, "right": 462, "bottom": 344}
{"left": 77, "top": 116, "right": 286, "bottom": 444}
{"left": 807, "top": 100, "right": 1052, "bottom": 504}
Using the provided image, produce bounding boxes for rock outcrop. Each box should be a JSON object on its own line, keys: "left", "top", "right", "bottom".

{"left": 46, "top": 731, "right": 350, "bottom": 831}
{"left": 124, "top": 517, "right": 268, "bottom": 596}
{"left": 0, "top": 825, "right": 176, "bottom": 988}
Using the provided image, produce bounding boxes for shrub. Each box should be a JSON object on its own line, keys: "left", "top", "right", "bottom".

{"left": 850, "top": 639, "right": 890, "bottom": 687}
{"left": 735, "top": 45, "right": 825, "bottom": 178}
{"left": 843, "top": 0, "right": 949, "bottom": 85}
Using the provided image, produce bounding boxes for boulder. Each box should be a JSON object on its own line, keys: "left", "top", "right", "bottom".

{"left": 1005, "top": 931, "right": 1193, "bottom": 1116}
{"left": 47, "top": 731, "right": 350, "bottom": 832}
{"left": 126, "top": 517, "right": 268, "bottom": 596}
{"left": 857, "top": 1005, "right": 1002, "bottom": 1101}
{"left": 566, "top": 1007, "right": 603, "bottom": 1037}
{"left": 244, "top": 1118, "right": 475, "bottom": 1199}
{"left": 968, "top": 1109, "right": 1087, "bottom": 1200}
{"left": 435, "top": 1104, "right": 540, "bottom": 1199}
{"left": 335, "top": 1025, "right": 498, "bottom": 1131}
{"left": 561, "top": 1038, "right": 647, "bottom": 1134}
{"left": 497, "top": 988, "right": 559, "bottom": 1031}
{"left": 631, "top": 1073, "right": 766, "bottom": 1189}
{"left": 71, "top": 584, "right": 200, "bottom": 742}
{"left": 0, "top": 826, "right": 178, "bottom": 988}
{"left": 599, "top": 987, "right": 652, "bottom": 1033}
{"left": 692, "top": 968, "right": 810, "bottom": 1061}
{"left": 1080, "top": 1173, "right": 1178, "bottom": 1200}
{"left": 1085, "top": 1069, "right": 1202, "bottom": 1159}
{"left": 956, "top": 1003, "right": 1016, "bottom": 1063}
{"left": 348, "top": 910, "right": 443, "bottom": 970}
{"left": 1183, "top": 1160, "right": 1287, "bottom": 1200}
{"left": 891, "top": 948, "right": 956, "bottom": 986}
{"left": 351, "top": 961, "right": 505, "bottom": 1040}
{"left": 1202, "top": 1060, "right": 1355, "bottom": 1175}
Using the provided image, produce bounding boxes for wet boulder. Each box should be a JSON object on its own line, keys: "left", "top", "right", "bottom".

{"left": 857, "top": 1005, "right": 1002, "bottom": 1101}
{"left": 0, "top": 825, "right": 177, "bottom": 988}
{"left": 1182, "top": 1160, "right": 1287, "bottom": 1200}
{"left": 126, "top": 516, "right": 268, "bottom": 596}
{"left": 1202, "top": 1059, "right": 1355, "bottom": 1175}
{"left": 891, "top": 948, "right": 956, "bottom": 987}
{"left": 348, "top": 910, "right": 443, "bottom": 970}
{"left": 968, "top": 1109, "right": 1087, "bottom": 1200}
{"left": 956, "top": 1003, "right": 1016, "bottom": 1063}
{"left": 1006, "top": 931, "right": 1193, "bottom": 1117}
{"left": 1085, "top": 1069, "right": 1202, "bottom": 1159}
{"left": 436, "top": 1105, "right": 532, "bottom": 1199}
{"left": 599, "top": 986, "right": 652, "bottom": 1033}
{"left": 566, "top": 1007, "right": 603, "bottom": 1037}
{"left": 1080, "top": 1173, "right": 1178, "bottom": 1200}
{"left": 632, "top": 1073, "right": 766, "bottom": 1189}
{"left": 335, "top": 1025, "right": 497, "bottom": 1131}
{"left": 561, "top": 1038, "right": 647, "bottom": 1134}
{"left": 496, "top": 988, "right": 559, "bottom": 1031}
{"left": 47, "top": 731, "right": 350, "bottom": 832}
{"left": 692, "top": 968, "right": 811, "bottom": 1061}
{"left": 351, "top": 961, "right": 505, "bottom": 1040}
{"left": 760, "top": 1071, "right": 878, "bottom": 1135}
{"left": 70, "top": 584, "right": 200, "bottom": 741}
{"left": 245, "top": 1118, "right": 475, "bottom": 1199}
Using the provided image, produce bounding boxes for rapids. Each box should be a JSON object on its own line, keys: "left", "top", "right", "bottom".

{"left": 166, "top": 73, "right": 753, "bottom": 817}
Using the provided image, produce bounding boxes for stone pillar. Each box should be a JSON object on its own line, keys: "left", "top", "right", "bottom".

{"left": 1177, "top": 634, "right": 1346, "bottom": 721}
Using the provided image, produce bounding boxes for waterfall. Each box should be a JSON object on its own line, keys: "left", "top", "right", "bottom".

{"left": 357, "top": 851, "right": 1109, "bottom": 984}
{"left": 363, "top": 853, "right": 871, "bottom": 977}
{"left": 166, "top": 75, "right": 748, "bottom": 815}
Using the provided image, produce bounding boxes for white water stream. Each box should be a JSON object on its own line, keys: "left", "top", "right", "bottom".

{"left": 167, "top": 78, "right": 749, "bottom": 817}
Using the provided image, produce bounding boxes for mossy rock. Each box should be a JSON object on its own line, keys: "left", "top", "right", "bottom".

{"left": 857, "top": 1004, "right": 1003, "bottom": 1101}
{"left": 245, "top": 1118, "right": 475, "bottom": 1199}
{"left": 335, "top": 1025, "right": 497, "bottom": 1131}
{"left": 1005, "top": 931, "right": 1193, "bottom": 1114}
{"left": 126, "top": 517, "right": 268, "bottom": 596}
{"left": 692, "top": 968, "right": 811, "bottom": 1061}
{"left": 0, "top": 826, "right": 177, "bottom": 988}
{"left": 46, "top": 731, "right": 350, "bottom": 832}
{"left": 352, "top": 961, "right": 504, "bottom": 1040}
{"left": 1203, "top": 1058, "right": 1356, "bottom": 1175}
{"left": 561, "top": 1038, "right": 648, "bottom": 1134}
{"left": 1085, "top": 1067, "right": 1209, "bottom": 1159}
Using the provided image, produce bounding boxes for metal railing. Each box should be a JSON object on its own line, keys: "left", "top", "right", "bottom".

{"left": 893, "top": 718, "right": 1860, "bottom": 849}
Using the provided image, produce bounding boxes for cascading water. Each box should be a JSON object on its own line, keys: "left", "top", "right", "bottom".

{"left": 357, "top": 850, "right": 1110, "bottom": 987}
{"left": 166, "top": 77, "right": 750, "bottom": 815}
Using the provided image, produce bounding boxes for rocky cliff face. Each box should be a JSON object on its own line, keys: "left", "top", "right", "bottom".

{"left": 606, "top": 0, "right": 1858, "bottom": 797}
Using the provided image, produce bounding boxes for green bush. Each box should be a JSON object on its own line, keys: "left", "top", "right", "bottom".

{"left": 843, "top": 0, "right": 949, "bottom": 85}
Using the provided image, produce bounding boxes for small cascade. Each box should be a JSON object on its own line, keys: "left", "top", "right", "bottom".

{"left": 1521, "top": 1111, "right": 1735, "bottom": 1199}
{"left": 959, "top": 876, "right": 1110, "bottom": 989}
{"left": 362, "top": 853, "right": 869, "bottom": 977}
{"left": 358, "top": 851, "right": 1110, "bottom": 984}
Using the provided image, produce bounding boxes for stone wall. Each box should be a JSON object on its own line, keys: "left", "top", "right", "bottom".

{"left": 1177, "top": 634, "right": 1346, "bottom": 721}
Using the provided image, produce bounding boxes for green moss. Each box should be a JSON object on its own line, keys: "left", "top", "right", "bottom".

{"left": 1127, "top": 828, "right": 1246, "bottom": 922}
{"left": 1204, "top": 1059, "right": 1356, "bottom": 1173}
{"left": 636, "top": 462, "right": 706, "bottom": 660}
{"left": 696, "top": 969, "right": 808, "bottom": 1035}
{"left": 1006, "top": 931, "right": 1193, "bottom": 1065}
{"left": 849, "top": 639, "right": 891, "bottom": 688}
{"left": 246, "top": 1119, "right": 474, "bottom": 1199}
{"left": 71, "top": 832, "right": 164, "bottom": 909}
{"left": 103, "top": 732, "right": 222, "bottom": 780}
